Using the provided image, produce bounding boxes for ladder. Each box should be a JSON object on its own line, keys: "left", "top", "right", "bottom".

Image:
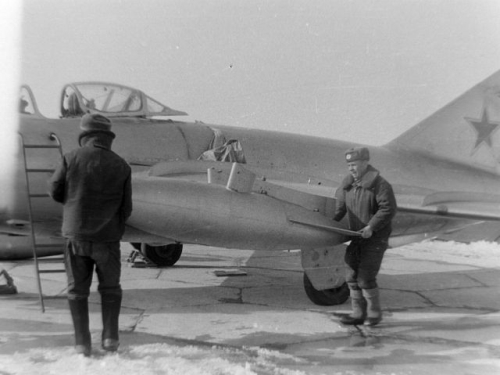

{"left": 20, "top": 132, "right": 65, "bottom": 313}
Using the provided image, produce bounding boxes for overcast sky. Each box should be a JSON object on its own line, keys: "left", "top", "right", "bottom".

{"left": 12, "top": 0, "right": 500, "bottom": 145}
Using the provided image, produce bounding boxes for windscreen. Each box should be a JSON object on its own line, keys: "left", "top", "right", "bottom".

{"left": 76, "top": 84, "right": 142, "bottom": 113}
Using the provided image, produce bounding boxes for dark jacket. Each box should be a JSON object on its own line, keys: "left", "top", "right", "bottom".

{"left": 333, "top": 165, "right": 397, "bottom": 240}
{"left": 49, "top": 134, "right": 132, "bottom": 242}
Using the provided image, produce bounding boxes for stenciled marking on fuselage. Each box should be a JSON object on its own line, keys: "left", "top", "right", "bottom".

{"left": 464, "top": 107, "right": 500, "bottom": 154}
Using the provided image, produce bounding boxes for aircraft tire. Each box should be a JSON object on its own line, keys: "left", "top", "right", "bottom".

{"left": 303, "top": 273, "right": 349, "bottom": 306}
{"left": 131, "top": 243, "right": 183, "bottom": 267}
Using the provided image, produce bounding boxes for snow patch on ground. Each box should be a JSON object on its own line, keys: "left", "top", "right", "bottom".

{"left": 0, "top": 343, "right": 308, "bottom": 375}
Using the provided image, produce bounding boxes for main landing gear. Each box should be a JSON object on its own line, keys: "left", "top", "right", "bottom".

{"left": 128, "top": 242, "right": 183, "bottom": 267}
{"left": 303, "top": 273, "right": 349, "bottom": 306}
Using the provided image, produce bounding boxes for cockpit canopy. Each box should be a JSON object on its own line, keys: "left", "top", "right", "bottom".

{"left": 60, "top": 82, "right": 188, "bottom": 118}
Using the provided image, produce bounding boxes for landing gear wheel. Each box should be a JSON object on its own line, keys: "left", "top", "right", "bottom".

{"left": 131, "top": 243, "right": 183, "bottom": 267}
{"left": 303, "top": 273, "right": 349, "bottom": 306}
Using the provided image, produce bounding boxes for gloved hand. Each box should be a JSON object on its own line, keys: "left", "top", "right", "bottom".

{"left": 359, "top": 226, "right": 373, "bottom": 239}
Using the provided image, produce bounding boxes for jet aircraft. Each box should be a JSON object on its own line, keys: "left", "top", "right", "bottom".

{"left": 2, "top": 72, "right": 500, "bottom": 306}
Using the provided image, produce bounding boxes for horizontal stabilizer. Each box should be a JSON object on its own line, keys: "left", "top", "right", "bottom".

{"left": 397, "top": 190, "right": 500, "bottom": 222}
{"left": 422, "top": 191, "right": 500, "bottom": 206}
{"left": 436, "top": 221, "right": 500, "bottom": 243}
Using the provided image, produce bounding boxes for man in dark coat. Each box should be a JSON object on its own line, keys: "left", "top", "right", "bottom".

{"left": 333, "top": 147, "right": 397, "bottom": 326}
{"left": 49, "top": 113, "right": 132, "bottom": 356}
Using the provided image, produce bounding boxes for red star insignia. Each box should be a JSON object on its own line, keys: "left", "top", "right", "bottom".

{"left": 465, "top": 108, "right": 500, "bottom": 152}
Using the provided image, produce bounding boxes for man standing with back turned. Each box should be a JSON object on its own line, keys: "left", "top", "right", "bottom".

{"left": 49, "top": 113, "right": 132, "bottom": 356}
{"left": 333, "top": 147, "right": 396, "bottom": 326}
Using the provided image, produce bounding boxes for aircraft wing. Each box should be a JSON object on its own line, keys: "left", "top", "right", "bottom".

{"left": 0, "top": 220, "right": 31, "bottom": 236}
{"left": 0, "top": 219, "right": 63, "bottom": 237}
{"left": 0, "top": 219, "right": 65, "bottom": 259}
{"left": 278, "top": 186, "right": 500, "bottom": 242}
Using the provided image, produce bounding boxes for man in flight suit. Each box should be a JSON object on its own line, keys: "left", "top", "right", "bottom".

{"left": 49, "top": 113, "right": 132, "bottom": 356}
{"left": 334, "top": 147, "right": 397, "bottom": 326}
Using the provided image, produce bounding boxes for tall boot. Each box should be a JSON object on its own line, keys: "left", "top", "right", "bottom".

{"left": 340, "top": 288, "right": 366, "bottom": 325}
{"left": 101, "top": 293, "right": 122, "bottom": 352}
{"left": 362, "top": 287, "right": 383, "bottom": 326}
{"left": 68, "top": 299, "right": 91, "bottom": 356}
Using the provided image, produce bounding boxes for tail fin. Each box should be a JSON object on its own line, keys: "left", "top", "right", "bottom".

{"left": 387, "top": 70, "right": 500, "bottom": 173}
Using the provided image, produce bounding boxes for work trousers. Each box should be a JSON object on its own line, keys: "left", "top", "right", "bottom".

{"left": 344, "top": 238, "right": 388, "bottom": 290}
{"left": 64, "top": 240, "right": 122, "bottom": 300}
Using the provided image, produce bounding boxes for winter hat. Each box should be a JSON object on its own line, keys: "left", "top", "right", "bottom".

{"left": 345, "top": 147, "right": 370, "bottom": 162}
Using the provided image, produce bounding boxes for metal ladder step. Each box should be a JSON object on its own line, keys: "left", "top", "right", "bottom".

{"left": 26, "top": 168, "right": 56, "bottom": 173}
{"left": 29, "top": 193, "right": 52, "bottom": 198}
{"left": 37, "top": 258, "right": 65, "bottom": 262}
{"left": 23, "top": 144, "right": 62, "bottom": 149}
{"left": 37, "top": 256, "right": 65, "bottom": 274}
{"left": 35, "top": 244, "right": 63, "bottom": 249}
{"left": 38, "top": 269, "right": 66, "bottom": 274}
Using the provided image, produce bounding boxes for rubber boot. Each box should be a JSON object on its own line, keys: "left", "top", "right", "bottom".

{"left": 68, "top": 299, "right": 91, "bottom": 357}
{"left": 340, "top": 289, "right": 366, "bottom": 325}
{"left": 362, "top": 287, "right": 383, "bottom": 326}
{"left": 101, "top": 293, "right": 122, "bottom": 352}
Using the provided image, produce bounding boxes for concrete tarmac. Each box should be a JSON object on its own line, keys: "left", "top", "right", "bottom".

{"left": 0, "top": 242, "right": 499, "bottom": 374}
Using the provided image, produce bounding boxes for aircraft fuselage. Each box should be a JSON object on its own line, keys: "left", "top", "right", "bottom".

{"left": 7, "top": 114, "right": 499, "bottom": 250}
